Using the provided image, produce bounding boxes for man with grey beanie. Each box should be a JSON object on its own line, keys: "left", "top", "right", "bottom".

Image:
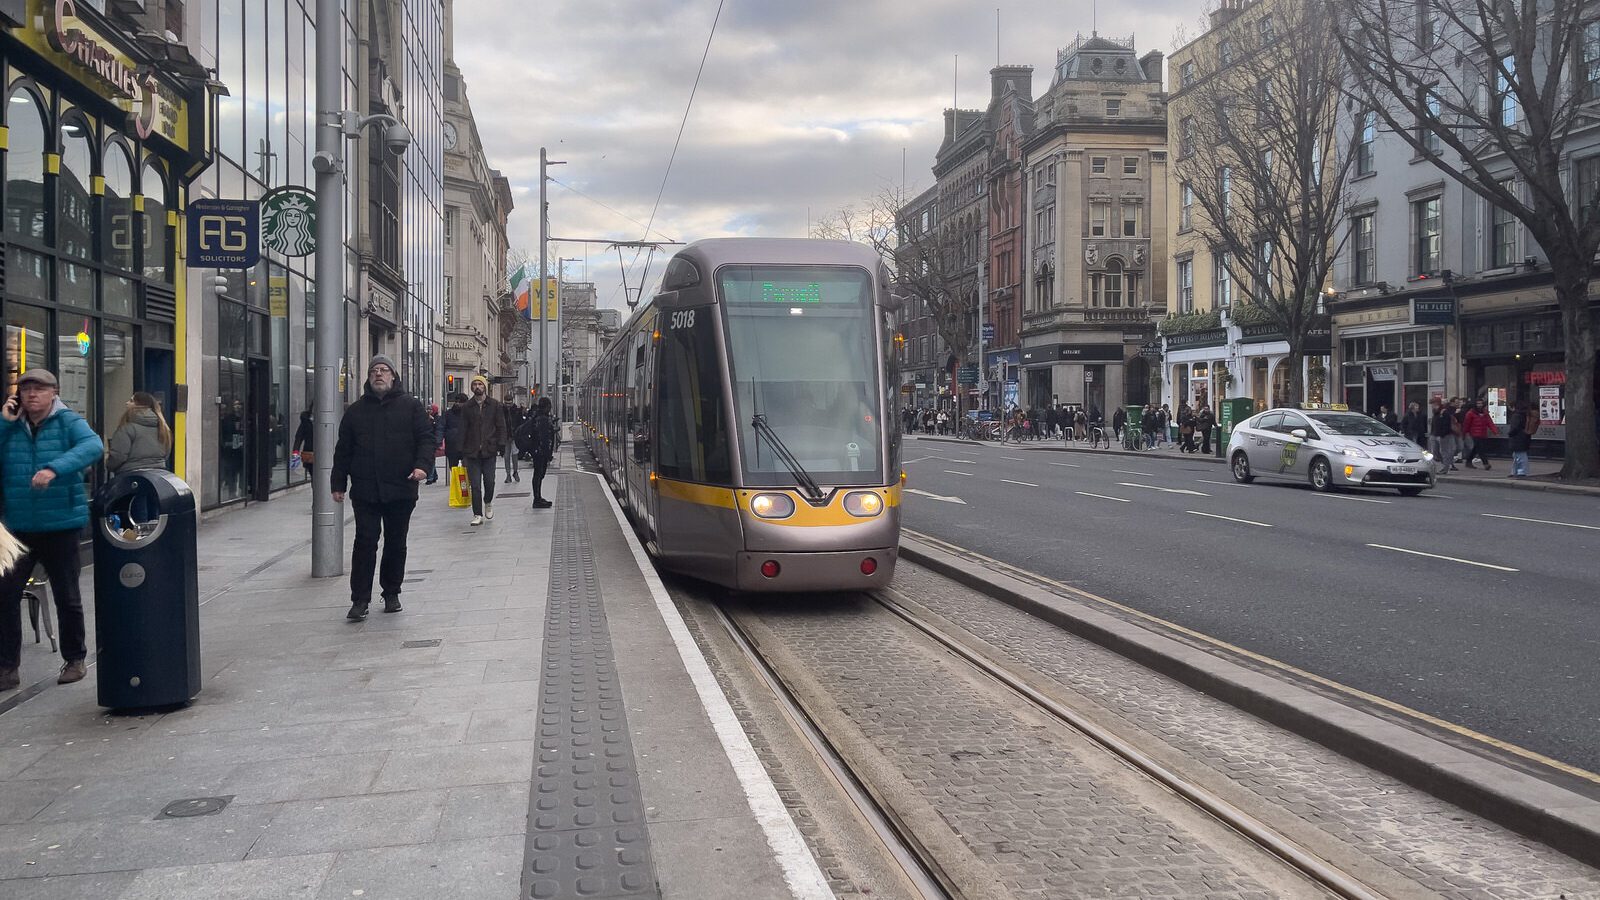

{"left": 330, "top": 355, "right": 434, "bottom": 620}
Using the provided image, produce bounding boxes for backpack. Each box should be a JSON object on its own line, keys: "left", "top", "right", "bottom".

{"left": 514, "top": 413, "right": 556, "bottom": 459}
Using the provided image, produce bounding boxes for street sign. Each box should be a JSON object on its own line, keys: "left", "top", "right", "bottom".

{"left": 1411, "top": 295, "right": 1456, "bottom": 326}
{"left": 1139, "top": 339, "right": 1163, "bottom": 360}
{"left": 957, "top": 364, "right": 980, "bottom": 385}
{"left": 188, "top": 198, "right": 259, "bottom": 268}
{"left": 982, "top": 323, "right": 995, "bottom": 342}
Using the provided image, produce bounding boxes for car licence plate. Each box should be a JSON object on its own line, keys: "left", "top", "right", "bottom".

{"left": 1389, "top": 465, "right": 1417, "bottom": 475}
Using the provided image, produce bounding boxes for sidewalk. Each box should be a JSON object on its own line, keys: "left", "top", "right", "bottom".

{"left": 0, "top": 451, "right": 821, "bottom": 899}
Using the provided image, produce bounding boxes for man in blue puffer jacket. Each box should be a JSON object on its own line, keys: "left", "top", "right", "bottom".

{"left": 0, "top": 369, "right": 104, "bottom": 691}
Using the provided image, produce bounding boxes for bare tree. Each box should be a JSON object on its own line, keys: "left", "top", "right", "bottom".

{"left": 1176, "top": 0, "right": 1359, "bottom": 406}
{"left": 1330, "top": 0, "right": 1598, "bottom": 480}
{"left": 813, "top": 186, "right": 977, "bottom": 409}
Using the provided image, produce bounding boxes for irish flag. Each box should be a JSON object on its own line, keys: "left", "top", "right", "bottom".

{"left": 511, "top": 265, "right": 533, "bottom": 320}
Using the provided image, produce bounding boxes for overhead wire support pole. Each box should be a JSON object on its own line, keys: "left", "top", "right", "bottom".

{"left": 539, "top": 148, "right": 566, "bottom": 404}
{"left": 311, "top": 0, "right": 345, "bottom": 577}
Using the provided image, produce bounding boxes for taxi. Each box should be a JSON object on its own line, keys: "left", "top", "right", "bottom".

{"left": 1226, "top": 405, "right": 1436, "bottom": 496}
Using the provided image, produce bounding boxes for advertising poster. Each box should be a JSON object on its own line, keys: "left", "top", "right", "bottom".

{"left": 1539, "top": 385, "right": 1562, "bottom": 426}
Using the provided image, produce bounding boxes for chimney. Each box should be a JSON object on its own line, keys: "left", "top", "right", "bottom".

{"left": 944, "top": 108, "right": 957, "bottom": 144}
{"left": 990, "top": 64, "right": 1034, "bottom": 102}
{"left": 1210, "top": 0, "right": 1247, "bottom": 29}
{"left": 1139, "top": 50, "right": 1164, "bottom": 84}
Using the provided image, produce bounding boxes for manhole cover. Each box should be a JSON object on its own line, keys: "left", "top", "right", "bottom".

{"left": 157, "top": 796, "right": 233, "bottom": 819}
{"left": 401, "top": 639, "right": 441, "bottom": 648}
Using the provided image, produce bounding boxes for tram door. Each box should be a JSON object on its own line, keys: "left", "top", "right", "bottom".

{"left": 623, "top": 311, "right": 657, "bottom": 524}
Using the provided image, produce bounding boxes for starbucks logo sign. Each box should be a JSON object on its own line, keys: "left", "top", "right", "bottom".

{"left": 259, "top": 186, "right": 317, "bottom": 257}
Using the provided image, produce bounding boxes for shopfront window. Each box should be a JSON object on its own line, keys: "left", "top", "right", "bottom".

{"left": 5, "top": 305, "right": 49, "bottom": 393}
{"left": 4, "top": 89, "right": 47, "bottom": 242}
{"left": 1173, "top": 364, "right": 1189, "bottom": 411}
{"left": 101, "top": 320, "right": 136, "bottom": 436}
{"left": 103, "top": 144, "right": 136, "bottom": 272}
{"left": 57, "top": 114, "right": 94, "bottom": 260}
{"left": 142, "top": 161, "right": 170, "bottom": 282}
{"left": 58, "top": 313, "right": 91, "bottom": 414}
{"left": 218, "top": 298, "right": 250, "bottom": 503}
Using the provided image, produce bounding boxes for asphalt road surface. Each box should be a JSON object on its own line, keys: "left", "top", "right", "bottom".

{"left": 898, "top": 434, "right": 1600, "bottom": 776}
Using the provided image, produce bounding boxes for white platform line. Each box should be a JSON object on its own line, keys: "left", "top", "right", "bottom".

{"left": 598, "top": 475, "right": 832, "bottom": 898}
{"left": 1187, "top": 510, "right": 1272, "bottom": 527}
{"left": 1001, "top": 479, "right": 1039, "bottom": 487}
{"left": 1076, "top": 491, "right": 1130, "bottom": 503}
{"left": 1366, "top": 543, "right": 1519, "bottom": 572}
{"left": 1482, "top": 513, "right": 1600, "bottom": 531}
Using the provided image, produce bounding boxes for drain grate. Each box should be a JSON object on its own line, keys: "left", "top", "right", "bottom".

{"left": 401, "top": 639, "right": 441, "bottom": 648}
{"left": 157, "top": 796, "right": 233, "bottom": 819}
{"left": 498, "top": 491, "right": 532, "bottom": 499}
{"left": 523, "top": 476, "right": 659, "bottom": 899}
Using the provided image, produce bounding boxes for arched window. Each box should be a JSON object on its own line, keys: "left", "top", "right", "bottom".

{"left": 1104, "top": 259, "right": 1124, "bottom": 308}
{"left": 103, "top": 143, "right": 135, "bottom": 271}
{"left": 4, "top": 87, "right": 48, "bottom": 241}
{"left": 141, "top": 159, "right": 170, "bottom": 282}
{"left": 57, "top": 110, "right": 95, "bottom": 259}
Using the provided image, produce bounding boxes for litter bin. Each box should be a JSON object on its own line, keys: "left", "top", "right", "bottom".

{"left": 92, "top": 471, "right": 200, "bottom": 709}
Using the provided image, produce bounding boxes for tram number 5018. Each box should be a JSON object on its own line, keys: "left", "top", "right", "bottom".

{"left": 669, "top": 310, "right": 697, "bottom": 330}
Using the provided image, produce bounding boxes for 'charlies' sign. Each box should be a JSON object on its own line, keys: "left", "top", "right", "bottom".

{"left": 30, "top": 0, "right": 186, "bottom": 146}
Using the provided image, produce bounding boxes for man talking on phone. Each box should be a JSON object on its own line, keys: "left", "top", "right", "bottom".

{"left": 329, "top": 356, "right": 434, "bottom": 621}
{"left": 0, "top": 370, "right": 103, "bottom": 691}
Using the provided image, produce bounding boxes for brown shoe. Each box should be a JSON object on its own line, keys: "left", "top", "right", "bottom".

{"left": 0, "top": 668, "right": 18, "bottom": 691}
{"left": 57, "top": 660, "right": 87, "bottom": 685}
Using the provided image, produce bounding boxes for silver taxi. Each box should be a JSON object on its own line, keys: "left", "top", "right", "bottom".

{"left": 1227, "top": 408, "right": 1436, "bottom": 496}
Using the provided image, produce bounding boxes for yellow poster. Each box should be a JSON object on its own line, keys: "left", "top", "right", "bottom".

{"left": 268, "top": 276, "right": 289, "bottom": 318}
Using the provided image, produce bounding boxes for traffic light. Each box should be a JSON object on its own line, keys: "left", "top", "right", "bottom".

{"left": 446, "top": 375, "right": 457, "bottom": 396}
{"left": 210, "top": 274, "right": 230, "bottom": 299}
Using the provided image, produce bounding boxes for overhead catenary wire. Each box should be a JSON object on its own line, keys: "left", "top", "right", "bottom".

{"left": 548, "top": 176, "right": 677, "bottom": 244}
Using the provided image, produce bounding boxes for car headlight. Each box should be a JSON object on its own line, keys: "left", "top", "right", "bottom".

{"left": 843, "top": 491, "right": 884, "bottom": 517}
{"left": 1422, "top": 450, "right": 1435, "bottom": 462}
{"left": 750, "top": 493, "right": 796, "bottom": 519}
{"left": 1342, "top": 447, "right": 1371, "bottom": 459}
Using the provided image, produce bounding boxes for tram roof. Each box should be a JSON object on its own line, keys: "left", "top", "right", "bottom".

{"left": 673, "top": 237, "right": 883, "bottom": 271}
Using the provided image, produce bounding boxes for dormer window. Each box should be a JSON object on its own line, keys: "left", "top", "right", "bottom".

{"left": 1106, "top": 99, "right": 1121, "bottom": 117}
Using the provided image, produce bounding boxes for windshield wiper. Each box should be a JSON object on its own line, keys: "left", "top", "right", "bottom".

{"left": 751, "top": 414, "right": 825, "bottom": 502}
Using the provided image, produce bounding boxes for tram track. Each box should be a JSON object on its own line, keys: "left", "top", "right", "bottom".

{"left": 712, "top": 579, "right": 1389, "bottom": 900}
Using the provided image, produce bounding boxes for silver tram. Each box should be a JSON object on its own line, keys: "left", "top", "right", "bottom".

{"left": 579, "top": 238, "right": 902, "bottom": 592}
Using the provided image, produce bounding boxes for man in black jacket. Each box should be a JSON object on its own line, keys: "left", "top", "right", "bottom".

{"left": 330, "top": 356, "right": 434, "bottom": 620}
{"left": 516, "top": 396, "right": 560, "bottom": 508}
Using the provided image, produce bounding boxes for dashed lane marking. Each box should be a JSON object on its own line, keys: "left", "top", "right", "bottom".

{"left": 900, "top": 528, "right": 1600, "bottom": 786}
{"left": 1113, "top": 469, "right": 1155, "bottom": 477}
{"left": 1049, "top": 462, "right": 1081, "bottom": 468}
{"left": 1312, "top": 493, "right": 1392, "bottom": 504}
{"left": 1366, "top": 543, "right": 1518, "bottom": 572}
{"left": 1116, "top": 483, "right": 1210, "bottom": 497}
{"left": 1075, "top": 491, "right": 1129, "bottom": 503}
{"left": 1481, "top": 513, "right": 1600, "bottom": 531}
{"left": 1001, "top": 456, "right": 1025, "bottom": 461}
{"left": 906, "top": 488, "right": 967, "bottom": 504}
{"left": 1197, "top": 479, "right": 1247, "bottom": 488}
{"left": 942, "top": 470, "right": 974, "bottom": 477}
{"left": 1000, "top": 479, "right": 1039, "bottom": 487}
{"left": 1187, "top": 510, "right": 1272, "bottom": 527}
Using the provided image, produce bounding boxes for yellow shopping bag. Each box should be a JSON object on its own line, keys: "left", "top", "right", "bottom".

{"left": 448, "top": 465, "right": 471, "bottom": 508}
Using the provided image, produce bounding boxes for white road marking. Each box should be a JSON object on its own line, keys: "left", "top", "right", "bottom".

{"left": 1050, "top": 462, "right": 1081, "bottom": 468}
{"left": 1001, "top": 456, "right": 1025, "bottom": 461}
{"left": 1116, "top": 482, "right": 1210, "bottom": 496}
{"left": 1197, "top": 479, "right": 1248, "bottom": 488}
{"left": 1001, "top": 479, "right": 1040, "bottom": 487}
{"left": 946, "top": 458, "right": 977, "bottom": 465}
{"left": 1366, "top": 543, "right": 1519, "bottom": 572}
{"left": 942, "top": 470, "right": 973, "bottom": 476}
{"left": 1076, "top": 491, "right": 1130, "bottom": 503}
{"left": 1113, "top": 469, "right": 1155, "bottom": 477}
{"left": 1482, "top": 513, "right": 1600, "bottom": 531}
{"left": 598, "top": 476, "right": 833, "bottom": 898}
{"left": 1312, "top": 493, "right": 1391, "bottom": 504}
{"left": 1187, "top": 510, "right": 1273, "bottom": 527}
{"left": 906, "top": 488, "right": 967, "bottom": 504}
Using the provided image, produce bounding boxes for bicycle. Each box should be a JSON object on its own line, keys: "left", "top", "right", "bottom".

{"left": 1085, "top": 422, "right": 1110, "bottom": 449}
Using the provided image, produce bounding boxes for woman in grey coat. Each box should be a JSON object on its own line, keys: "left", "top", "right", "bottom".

{"left": 105, "top": 392, "right": 173, "bottom": 476}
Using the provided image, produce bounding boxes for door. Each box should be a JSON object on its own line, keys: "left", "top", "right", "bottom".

{"left": 247, "top": 358, "right": 272, "bottom": 501}
{"left": 1246, "top": 411, "right": 1286, "bottom": 476}
{"left": 143, "top": 348, "right": 175, "bottom": 469}
{"left": 1276, "top": 411, "right": 1315, "bottom": 478}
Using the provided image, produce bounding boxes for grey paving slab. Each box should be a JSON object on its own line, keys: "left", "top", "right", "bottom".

{"left": 117, "top": 853, "right": 337, "bottom": 900}
{"left": 437, "top": 783, "right": 531, "bottom": 842}
{"left": 32, "top": 762, "right": 237, "bottom": 823}
{"left": 464, "top": 706, "right": 540, "bottom": 743}
{"left": 0, "top": 870, "right": 140, "bottom": 899}
{"left": 0, "top": 778, "right": 74, "bottom": 826}
{"left": 247, "top": 790, "right": 446, "bottom": 858}
{"left": 370, "top": 740, "right": 535, "bottom": 793}
{"left": 218, "top": 752, "right": 387, "bottom": 806}
{"left": 0, "top": 804, "right": 280, "bottom": 878}
{"left": 314, "top": 835, "right": 524, "bottom": 900}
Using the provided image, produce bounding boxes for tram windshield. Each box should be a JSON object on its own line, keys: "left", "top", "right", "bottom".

{"left": 720, "top": 265, "right": 885, "bottom": 487}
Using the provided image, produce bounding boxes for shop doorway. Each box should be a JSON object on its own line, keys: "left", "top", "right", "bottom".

{"left": 1365, "top": 372, "right": 1396, "bottom": 417}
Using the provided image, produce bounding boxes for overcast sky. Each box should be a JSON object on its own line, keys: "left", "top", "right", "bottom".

{"left": 452, "top": 0, "right": 1196, "bottom": 312}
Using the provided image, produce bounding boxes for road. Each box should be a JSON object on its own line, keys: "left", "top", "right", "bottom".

{"left": 898, "top": 434, "right": 1600, "bottom": 775}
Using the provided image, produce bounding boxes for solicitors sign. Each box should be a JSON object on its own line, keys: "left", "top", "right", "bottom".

{"left": 187, "top": 199, "right": 260, "bottom": 268}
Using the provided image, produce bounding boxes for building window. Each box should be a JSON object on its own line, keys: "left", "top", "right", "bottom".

{"left": 58, "top": 113, "right": 94, "bottom": 261}
{"left": 1180, "top": 61, "right": 1195, "bottom": 88}
{"left": 142, "top": 161, "right": 171, "bottom": 283}
{"left": 1417, "top": 0, "right": 1437, "bottom": 49}
{"left": 1177, "top": 258, "right": 1194, "bottom": 312}
{"left": 1221, "top": 166, "right": 1233, "bottom": 219}
{"left": 1104, "top": 260, "right": 1124, "bottom": 307}
{"left": 1352, "top": 213, "right": 1376, "bottom": 285}
{"left": 1574, "top": 156, "right": 1600, "bottom": 218}
{"left": 1490, "top": 188, "right": 1517, "bottom": 268}
{"left": 1123, "top": 156, "right": 1139, "bottom": 175}
{"left": 1180, "top": 183, "right": 1194, "bottom": 230}
{"left": 1215, "top": 252, "right": 1233, "bottom": 306}
{"left": 1091, "top": 156, "right": 1108, "bottom": 175}
{"left": 1180, "top": 116, "right": 1195, "bottom": 156}
{"left": 443, "top": 275, "right": 453, "bottom": 324}
{"left": 1256, "top": 240, "right": 1275, "bottom": 297}
{"left": 1106, "top": 99, "right": 1121, "bottom": 117}
{"left": 1413, "top": 197, "right": 1441, "bottom": 275}
{"left": 445, "top": 208, "right": 455, "bottom": 246}
{"left": 103, "top": 145, "right": 136, "bottom": 273}
{"left": 1091, "top": 203, "right": 1107, "bottom": 236}
{"left": 1220, "top": 39, "right": 1234, "bottom": 65}
{"left": 1495, "top": 56, "right": 1518, "bottom": 127}
{"left": 1259, "top": 14, "right": 1276, "bottom": 44}
{"left": 1122, "top": 204, "right": 1139, "bottom": 237}
{"left": 1583, "top": 22, "right": 1600, "bottom": 101}
{"left": 1357, "top": 110, "right": 1377, "bottom": 175}
{"left": 1419, "top": 90, "right": 1443, "bottom": 154}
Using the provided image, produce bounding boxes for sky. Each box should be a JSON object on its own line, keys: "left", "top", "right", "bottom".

{"left": 451, "top": 0, "right": 1197, "bottom": 314}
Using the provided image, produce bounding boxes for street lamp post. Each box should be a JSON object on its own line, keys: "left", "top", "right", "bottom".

{"left": 311, "top": 0, "right": 413, "bottom": 577}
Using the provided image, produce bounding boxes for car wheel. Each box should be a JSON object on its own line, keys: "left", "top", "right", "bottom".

{"left": 1397, "top": 486, "right": 1424, "bottom": 497}
{"left": 1231, "top": 451, "right": 1254, "bottom": 483}
{"left": 1308, "top": 457, "right": 1334, "bottom": 492}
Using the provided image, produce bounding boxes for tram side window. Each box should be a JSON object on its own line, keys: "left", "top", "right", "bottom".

{"left": 656, "top": 307, "right": 731, "bottom": 484}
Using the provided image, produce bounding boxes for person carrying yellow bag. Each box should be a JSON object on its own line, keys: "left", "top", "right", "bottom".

{"left": 448, "top": 463, "right": 471, "bottom": 507}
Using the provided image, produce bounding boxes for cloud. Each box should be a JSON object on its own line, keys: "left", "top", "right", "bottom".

{"left": 453, "top": 0, "right": 1191, "bottom": 313}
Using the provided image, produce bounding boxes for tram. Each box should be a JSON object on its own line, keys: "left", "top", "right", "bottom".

{"left": 579, "top": 238, "right": 902, "bottom": 592}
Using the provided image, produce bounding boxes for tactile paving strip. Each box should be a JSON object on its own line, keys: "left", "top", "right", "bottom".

{"left": 522, "top": 476, "right": 661, "bottom": 900}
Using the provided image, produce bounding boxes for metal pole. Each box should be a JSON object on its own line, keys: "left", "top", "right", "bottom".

{"left": 311, "top": 0, "right": 345, "bottom": 576}
{"left": 538, "top": 147, "right": 548, "bottom": 404}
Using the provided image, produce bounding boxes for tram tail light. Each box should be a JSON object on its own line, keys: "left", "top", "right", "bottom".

{"left": 860, "top": 557, "right": 878, "bottom": 575}
{"left": 760, "top": 560, "right": 781, "bottom": 578}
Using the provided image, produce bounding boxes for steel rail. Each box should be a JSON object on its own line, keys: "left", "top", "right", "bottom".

{"left": 709, "top": 602, "right": 956, "bottom": 900}
{"left": 874, "top": 587, "right": 1388, "bottom": 900}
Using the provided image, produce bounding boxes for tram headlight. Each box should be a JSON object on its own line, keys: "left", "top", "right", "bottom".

{"left": 843, "top": 491, "right": 884, "bottom": 517}
{"left": 750, "top": 493, "right": 795, "bottom": 519}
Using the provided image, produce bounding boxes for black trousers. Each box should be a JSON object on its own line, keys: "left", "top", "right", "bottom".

{"left": 464, "top": 456, "right": 497, "bottom": 515}
{"left": 350, "top": 498, "right": 417, "bottom": 605}
{"left": 0, "top": 529, "right": 88, "bottom": 669}
{"left": 531, "top": 457, "right": 550, "bottom": 501}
